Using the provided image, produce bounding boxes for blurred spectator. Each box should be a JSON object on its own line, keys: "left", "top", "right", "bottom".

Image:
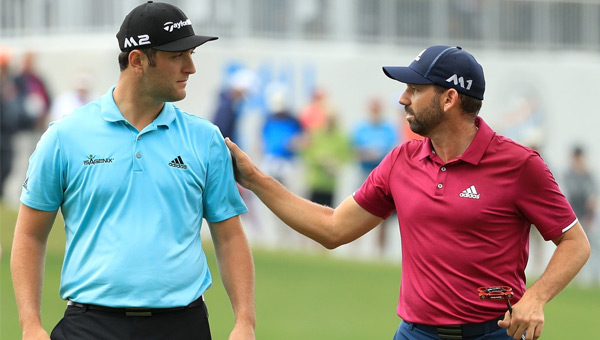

{"left": 563, "top": 145, "right": 598, "bottom": 284}
{"left": 498, "top": 86, "right": 545, "bottom": 153}
{"left": 564, "top": 146, "right": 597, "bottom": 227}
{"left": 212, "top": 68, "right": 256, "bottom": 143}
{"left": 261, "top": 84, "right": 304, "bottom": 185}
{"left": 14, "top": 51, "right": 52, "bottom": 130}
{"left": 301, "top": 111, "right": 352, "bottom": 208}
{"left": 259, "top": 84, "right": 305, "bottom": 247}
{"left": 352, "top": 97, "right": 397, "bottom": 175}
{"left": 0, "top": 50, "right": 28, "bottom": 200}
{"left": 299, "top": 88, "right": 329, "bottom": 132}
{"left": 49, "top": 71, "right": 96, "bottom": 123}
{"left": 352, "top": 97, "right": 397, "bottom": 256}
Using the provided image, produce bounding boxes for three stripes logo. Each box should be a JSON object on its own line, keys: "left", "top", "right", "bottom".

{"left": 169, "top": 156, "right": 188, "bottom": 170}
{"left": 459, "top": 185, "right": 480, "bottom": 199}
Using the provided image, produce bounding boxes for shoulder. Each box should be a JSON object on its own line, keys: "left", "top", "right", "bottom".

{"left": 172, "top": 107, "right": 223, "bottom": 142}
{"left": 489, "top": 134, "right": 539, "bottom": 162}
{"left": 175, "top": 107, "right": 220, "bottom": 132}
{"left": 484, "top": 135, "right": 554, "bottom": 181}
{"left": 398, "top": 138, "right": 427, "bottom": 154}
{"left": 49, "top": 98, "right": 102, "bottom": 130}
{"left": 379, "top": 139, "right": 426, "bottom": 166}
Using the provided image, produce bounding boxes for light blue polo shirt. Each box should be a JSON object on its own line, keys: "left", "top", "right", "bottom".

{"left": 21, "top": 86, "right": 248, "bottom": 307}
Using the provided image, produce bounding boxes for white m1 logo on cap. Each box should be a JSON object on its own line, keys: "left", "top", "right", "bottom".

{"left": 414, "top": 49, "right": 426, "bottom": 61}
{"left": 124, "top": 35, "right": 150, "bottom": 49}
{"left": 446, "top": 74, "right": 473, "bottom": 90}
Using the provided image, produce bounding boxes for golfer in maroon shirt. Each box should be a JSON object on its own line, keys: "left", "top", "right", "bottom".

{"left": 226, "top": 45, "right": 590, "bottom": 340}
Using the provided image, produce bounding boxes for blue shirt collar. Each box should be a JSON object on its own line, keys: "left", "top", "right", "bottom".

{"left": 101, "top": 86, "right": 176, "bottom": 128}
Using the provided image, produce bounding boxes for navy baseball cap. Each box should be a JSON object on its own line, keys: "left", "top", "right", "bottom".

{"left": 383, "top": 45, "right": 485, "bottom": 100}
{"left": 117, "top": 1, "right": 217, "bottom": 52}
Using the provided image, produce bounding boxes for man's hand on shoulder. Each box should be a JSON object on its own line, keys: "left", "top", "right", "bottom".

{"left": 225, "top": 137, "right": 260, "bottom": 191}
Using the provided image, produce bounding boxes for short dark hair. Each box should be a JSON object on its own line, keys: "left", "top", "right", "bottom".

{"left": 118, "top": 48, "right": 158, "bottom": 71}
{"left": 433, "top": 85, "right": 482, "bottom": 117}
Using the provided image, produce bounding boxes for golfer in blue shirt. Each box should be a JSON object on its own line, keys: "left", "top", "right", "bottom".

{"left": 11, "top": 2, "right": 255, "bottom": 339}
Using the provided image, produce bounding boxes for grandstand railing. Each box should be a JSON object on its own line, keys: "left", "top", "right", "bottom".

{"left": 1, "top": 0, "right": 599, "bottom": 51}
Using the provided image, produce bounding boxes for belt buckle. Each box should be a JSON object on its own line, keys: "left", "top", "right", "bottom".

{"left": 125, "top": 307, "right": 152, "bottom": 317}
{"left": 437, "top": 325, "right": 462, "bottom": 340}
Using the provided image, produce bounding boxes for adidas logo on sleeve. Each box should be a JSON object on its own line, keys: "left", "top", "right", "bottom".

{"left": 169, "top": 156, "right": 188, "bottom": 170}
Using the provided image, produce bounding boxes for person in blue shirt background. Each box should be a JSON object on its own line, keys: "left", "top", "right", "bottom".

{"left": 261, "top": 85, "right": 304, "bottom": 185}
{"left": 10, "top": 2, "right": 255, "bottom": 340}
{"left": 351, "top": 97, "right": 397, "bottom": 256}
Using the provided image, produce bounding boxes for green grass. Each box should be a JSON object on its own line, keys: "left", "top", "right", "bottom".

{"left": 1, "top": 204, "right": 598, "bottom": 339}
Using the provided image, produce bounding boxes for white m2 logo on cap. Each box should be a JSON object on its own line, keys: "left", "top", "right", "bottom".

{"left": 124, "top": 35, "right": 150, "bottom": 49}
{"left": 446, "top": 74, "right": 473, "bottom": 90}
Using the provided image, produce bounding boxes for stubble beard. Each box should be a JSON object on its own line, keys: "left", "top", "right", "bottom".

{"left": 407, "top": 95, "right": 444, "bottom": 136}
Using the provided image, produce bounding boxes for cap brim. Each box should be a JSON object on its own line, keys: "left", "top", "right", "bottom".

{"left": 154, "top": 35, "right": 218, "bottom": 52}
{"left": 382, "top": 66, "right": 433, "bottom": 85}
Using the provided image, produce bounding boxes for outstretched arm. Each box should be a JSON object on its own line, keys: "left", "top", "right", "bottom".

{"left": 225, "top": 138, "right": 383, "bottom": 249}
{"left": 209, "top": 216, "right": 255, "bottom": 340}
{"left": 11, "top": 204, "right": 58, "bottom": 340}
{"left": 498, "top": 222, "right": 590, "bottom": 340}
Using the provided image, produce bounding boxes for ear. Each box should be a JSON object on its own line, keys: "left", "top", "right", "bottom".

{"left": 128, "top": 50, "right": 145, "bottom": 74}
{"left": 442, "top": 88, "right": 460, "bottom": 111}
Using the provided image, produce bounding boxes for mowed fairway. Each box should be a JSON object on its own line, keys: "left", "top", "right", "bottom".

{"left": 1, "top": 204, "right": 598, "bottom": 339}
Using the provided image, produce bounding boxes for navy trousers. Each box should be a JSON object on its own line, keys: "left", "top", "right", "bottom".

{"left": 393, "top": 321, "right": 515, "bottom": 340}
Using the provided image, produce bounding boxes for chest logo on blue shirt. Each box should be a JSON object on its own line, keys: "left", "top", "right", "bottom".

{"left": 459, "top": 185, "right": 480, "bottom": 199}
{"left": 83, "top": 154, "right": 114, "bottom": 166}
{"left": 169, "top": 156, "right": 188, "bottom": 170}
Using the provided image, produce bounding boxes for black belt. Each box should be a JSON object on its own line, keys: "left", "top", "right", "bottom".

{"left": 409, "top": 317, "right": 503, "bottom": 340}
{"left": 67, "top": 296, "right": 205, "bottom": 317}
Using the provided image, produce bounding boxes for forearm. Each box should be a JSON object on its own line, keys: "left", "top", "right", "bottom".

{"left": 211, "top": 222, "right": 256, "bottom": 328}
{"left": 10, "top": 205, "right": 56, "bottom": 335}
{"left": 226, "top": 137, "right": 381, "bottom": 248}
{"left": 523, "top": 229, "right": 590, "bottom": 305}
{"left": 221, "top": 244, "right": 255, "bottom": 327}
{"left": 249, "top": 171, "right": 339, "bottom": 247}
{"left": 11, "top": 231, "right": 48, "bottom": 332}
{"left": 499, "top": 224, "right": 590, "bottom": 339}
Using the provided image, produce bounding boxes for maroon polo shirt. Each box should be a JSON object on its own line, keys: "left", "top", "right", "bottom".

{"left": 353, "top": 117, "right": 576, "bottom": 325}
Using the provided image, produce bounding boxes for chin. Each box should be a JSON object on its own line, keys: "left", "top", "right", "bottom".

{"left": 168, "top": 92, "right": 186, "bottom": 102}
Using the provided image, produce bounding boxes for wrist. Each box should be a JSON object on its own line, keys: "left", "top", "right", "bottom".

{"left": 234, "top": 314, "right": 256, "bottom": 330}
{"left": 520, "top": 287, "right": 548, "bottom": 307}
{"left": 20, "top": 314, "right": 43, "bottom": 330}
{"left": 248, "top": 170, "right": 271, "bottom": 194}
{"left": 22, "top": 323, "right": 48, "bottom": 337}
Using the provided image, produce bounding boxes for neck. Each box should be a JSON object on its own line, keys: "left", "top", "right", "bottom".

{"left": 429, "top": 119, "right": 478, "bottom": 163}
{"left": 113, "top": 76, "right": 164, "bottom": 131}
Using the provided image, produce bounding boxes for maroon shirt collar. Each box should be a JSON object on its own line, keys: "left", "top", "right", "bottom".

{"left": 417, "top": 116, "right": 496, "bottom": 165}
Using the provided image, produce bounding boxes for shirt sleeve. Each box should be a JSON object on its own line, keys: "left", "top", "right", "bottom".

{"left": 516, "top": 152, "right": 577, "bottom": 240}
{"left": 202, "top": 129, "right": 248, "bottom": 222}
{"left": 353, "top": 146, "right": 399, "bottom": 219}
{"left": 20, "top": 124, "right": 65, "bottom": 211}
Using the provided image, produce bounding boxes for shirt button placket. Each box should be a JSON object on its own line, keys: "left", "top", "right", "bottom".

{"left": 134, "top": 134, "right": 143, "bottom": 172}
{"left": 435, "top": 165, "right": 448, "bottom": 196}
